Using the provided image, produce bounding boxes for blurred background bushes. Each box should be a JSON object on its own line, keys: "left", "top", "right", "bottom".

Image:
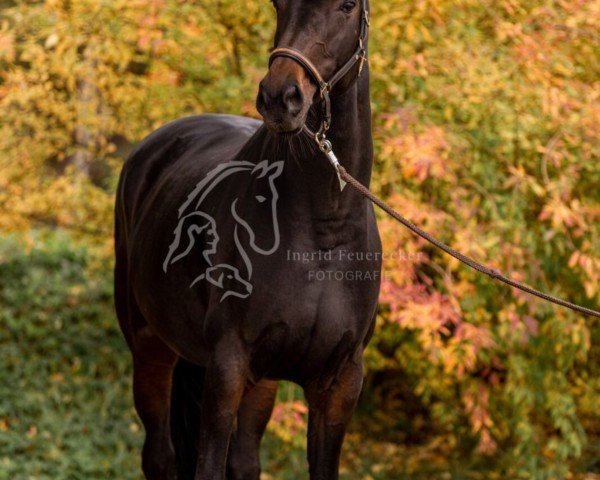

{"left": 0, "top": 0, "right": 598, "bottom": 478}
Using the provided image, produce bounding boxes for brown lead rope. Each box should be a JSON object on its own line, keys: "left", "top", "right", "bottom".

{"left": 337, "top": 165, "right": 600, "bottom": 319}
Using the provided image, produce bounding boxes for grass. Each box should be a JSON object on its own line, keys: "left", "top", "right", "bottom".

{"left": 1, "top": 233, "right": 597, "bottom": 479}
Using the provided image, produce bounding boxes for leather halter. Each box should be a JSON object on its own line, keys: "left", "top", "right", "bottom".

{"left": 268, "top": 2, "right": 370, "bottom": 144}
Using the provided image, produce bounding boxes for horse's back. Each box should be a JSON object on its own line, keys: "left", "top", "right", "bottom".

{"left": 117, "top": 114, "right": 261, "bottom": 228}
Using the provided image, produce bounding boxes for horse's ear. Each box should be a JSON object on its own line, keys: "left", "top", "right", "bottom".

{"left": 252, "top": 160, "right": 284, "bottom": 179}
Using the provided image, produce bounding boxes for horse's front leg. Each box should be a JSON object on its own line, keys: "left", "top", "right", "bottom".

{"left": 304, "top": 352, "right": 364, "bottom": 480}
{"left": 227, "top": 379, "right": 278, "bottom": 480}
{"left": 195, "top": 335, "right": 248, "bottom": 480}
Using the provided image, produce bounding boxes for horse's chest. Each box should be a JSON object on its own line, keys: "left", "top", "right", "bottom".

{"left": 238, "top": 264, "right": 376, "bottom": 381}
{"left": 235, "top": 235, "right": 380, "bottom": 352}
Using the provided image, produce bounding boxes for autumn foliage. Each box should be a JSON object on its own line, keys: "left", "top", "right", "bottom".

{"left": 0, "top": 0, "right": 598, "bottom": 478}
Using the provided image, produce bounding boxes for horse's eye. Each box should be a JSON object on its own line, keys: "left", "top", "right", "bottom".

{"left": 340, "top": 0, "right": 357, "bottom": 13}
{"left": 255, "top": 195, "right": 267, "bottom": 203}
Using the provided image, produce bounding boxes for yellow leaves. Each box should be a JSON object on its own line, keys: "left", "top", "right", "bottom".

{"left": 463, "top": 384, "right": 497, "bottom": 454}
{"left": 378, "top": 111, "right": 454, "bottom": 185}
{"left": 538, "top": 196, "right": 588, "bottom": 234}
{"left": 568, "top": 251, "right": 600, "bottom": 299}
{"left": 397, "top": 126, "right": 452, "bottom": 183}
{"left": 496, "top": 21, "right": 523, "bottom": 43}
{"left": 448, "top": 224, "right": 499, "bottom": 272}
{"left": 394, "top": 298, "right": 453, "bottom": 332}
{"left": 504, "top": 165, "right": 546, "bottom": 196}
{"left": 0, "top": 28, "right": 15, "bottom": 62}
{"left": 543, "top": 86, "right": 569, "bottom": 120}
{"left": 148, "top": 65, "right": 181, "bottom": 86}
{"left": 405, "top": 22, "right": 416, "bottom": 41}
{"left": 443, "top": 104, "right": 453, "bottom": 122}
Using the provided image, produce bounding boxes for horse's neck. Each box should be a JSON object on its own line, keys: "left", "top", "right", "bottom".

{"left": 327, "top": 71, "right": 373, "bottom": 188}
{"left": 284, "top": 71, "right": 373, "bottom": 219}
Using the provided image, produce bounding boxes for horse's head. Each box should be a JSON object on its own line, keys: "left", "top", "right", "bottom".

{"left": 231, "top": 160, "right": 284, "bottom": 255}
{"left": 256, "top": 0, "right": 369, "bottom": 133}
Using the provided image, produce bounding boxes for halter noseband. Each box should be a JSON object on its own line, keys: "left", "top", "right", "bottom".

{"left": 268, "top": 2, "right": 370, "bottom": 147}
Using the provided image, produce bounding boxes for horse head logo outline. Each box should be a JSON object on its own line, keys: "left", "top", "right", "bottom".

{"left": 163, "top": 159, "right": 285, "bottom": 301}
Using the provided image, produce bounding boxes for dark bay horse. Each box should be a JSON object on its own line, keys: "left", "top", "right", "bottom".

{"left": 114, "top": 0, "right": 381, "bottom": 478}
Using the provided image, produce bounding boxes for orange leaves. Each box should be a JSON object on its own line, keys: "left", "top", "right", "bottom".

{"left": 394, "top": 125, "right": 451, "bottom": 183}
{"left": 370, "top": 0, "right": 597, "bottom": 473}
{"left": 0, "top": 26, "right": 15, "bottom": 63}
{"left": 538, "top": 196, "right": 588, "bottom": 235}
{"left": 463, "top": 384, "right": 497, "bottom": 454}
{"left": 271, "top": 401, "right": 308, "bottom": 427}
{"left": 377, "top": 109, "right": 455, "bottom": 191}
{"left": 568, "top": 251, "right": 600, "bottom": 299}
{"left": 380, "top": 274, "right": 500, "bottom": 379}
{"left": 383, "top": 285, "right": 460, "bottom": 332}
{"left": 136, "top": 3, "right": 169, "bottom": 56}
{"left": 148, "top": 67, "right": 181, "bottom": 86}
{"left": 269, "top": 400, "right": 308, "bottom": 445}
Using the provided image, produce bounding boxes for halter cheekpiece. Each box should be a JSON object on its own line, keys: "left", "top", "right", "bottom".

{"left": 268, "top": 1, "right": 370, "bottom": 150}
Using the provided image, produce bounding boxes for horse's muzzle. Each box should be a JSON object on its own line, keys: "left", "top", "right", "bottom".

{"left": 256, "top": 59, "right": 316, "bottom": 133}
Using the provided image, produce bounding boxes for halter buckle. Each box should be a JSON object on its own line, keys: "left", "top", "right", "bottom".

{"left": 358, "top": 53, "right": 367, "bottom": 76}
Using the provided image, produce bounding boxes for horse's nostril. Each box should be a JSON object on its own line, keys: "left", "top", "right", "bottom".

{"left": 256, "top": 82, "right": 268, "bottom": 106}
{"left": 282, "top": 83, "right": 303, "bottom": 116}
{"left": 257, "top": 81, "right": 269, "bottom": 111}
